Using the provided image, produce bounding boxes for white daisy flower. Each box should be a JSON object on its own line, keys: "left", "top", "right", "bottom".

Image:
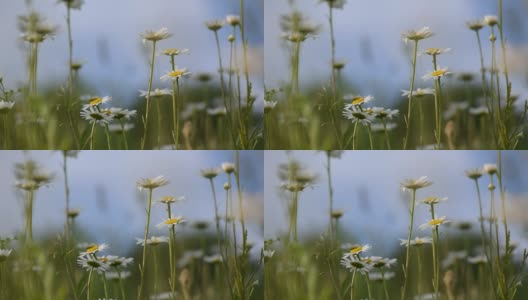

{"left": 403, "top": 27, "right": 433, "bottom": 43}
{"left": 106, "top": 108, "right": 136, "bottom": 120}
{"left": 205, "top": 19, "right": 225, "bottom": 31}
{"left": 82, "top": 96, "right": 111, "bottom": 110}
{"left": 401, "top": 176, "right": 433, "bottom": 191}
{"left": 343, "top": 244, "right": 371, "bottom": 256}
{"left": 483, "top": 163, "right": 497, "bottom": 175}
{"left": 77, "top": 256, "right": 109, "bottom": 273}
{"left": 369, "top": 271, "right": 395, "bottom": 281}
{"left": 401, "top": 88, "right": 435, "bottom": 98}
{"left": 140, "top": 27, "right": 172, "bottom": 43}
{"left": 342, "top": 106, "right": 375, "bottom": 126}
{"left": 320, "top": 0, "right": 347, "bottom": 9}
{"left": 343, "top": 94, "right": 374, "bottom": 107}
{"left": 423, "top": 67, "right": 451, "bottom": 81}
{"left": 0, "top": 101, "right": 15, "bottom": 113}
{"left": 484, "top": 15, "right": 498, "bottom": 26}
{"left": 139, "top": 88, "right": 172, "bottom": 99}
{"left": 422, "top": 48, "right": 451, "bottom": 56}
{"left": 203, "top": 254, "right": 223, "bottom": 264}
{"left": 58, "top": 0, "right": 84, "bottom": 9}
{"left": 263, "top": 250, "right": 275, "bottom": 259}
{"left": 201, "top": 168, "right": 220, "bottom": 179}
{"left": 469, "top": 106, "right": 489, "bottom": 116}
{"left": 159, "top": 196, "right": 184, "bottom": 204}
{"left": 160, "top": 69, "right": 191, "bottom": 81}
{"left": 368, "top": 107, "right": 399, "bottom": 120}
{"left": 136, "top": 175, "right": 169, "bottom": 190}
{"left": 226, "top": 15, "right": 241, "bottom": 26}
{"left": 399, "top": 237, "right": 433, "bottom": 247}
{"left": 370, "top": 122, "right": 397, "bottom": 132}
{"left": 419, "top": 216, "right": 450, "bottom": 230}
{"left": 206, "top": 106, "right": 227, "bottom": 116}
{"left": 79, "top": 243, "right": 108, "bottom": 257}
{"left": 466, "top": 20, "right": 485, "bottom": 31}
{"left": 467, "top": 255, "right": 488, "bottom": 264}
{"left": 0, "top": 249, "right": 12, "bottom": 262}
{"left": 150, "top": 291, "right": 175, "bottom": 300}
{"left": 421, "top": 196, "right": 448, "bottom": 205}
{"left": 160, "top": 48, "right": 189, "bottom": 56}
{"left": 108, "top": 123, "right": 134, "bottom": 133}
{"left": 156, "top": 216, "right": 187, "bottom": 229}
{"left": 221, "top": 162, "right": 235, "bottom": 174}
{"left": 264, "top": 100, "right": 277, "bottom": 113}
{"left": 106, "top": 270, "right": 131, "bottom": 280}
{"left": 341, "top": 255, "right": 372, "bottom": 274}
{"left": 465, "top": 168, "right": 483, "bottom": 180}
{"left": 80, "top": 107, "right": 113, "bottom": 126}
{"left": 135, "top": 236, "right": 169, "bottom": 247}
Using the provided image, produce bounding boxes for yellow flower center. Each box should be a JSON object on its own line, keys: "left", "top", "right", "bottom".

{"left": 86, "top": 245, "right": 99, "bottom": 253}
{"left": 350, "top": 246, "right": 362, "bottom": 254}
{"left": 89, "top": 97, "right": 102, "bottom": 106}
{"left": 165, "top": 218, "right": 181, "bottom": 225}
{"left": 351, "top": 97, "right": 365, "bottom": 105}
{"left": 429, "top": 219, "right": 443, "bottom": 226}
{"left": 169, "top": 70, "right": 186, "bottom": 78}
{"left": 431, "top": 70, "right": 447, "bottom": 77}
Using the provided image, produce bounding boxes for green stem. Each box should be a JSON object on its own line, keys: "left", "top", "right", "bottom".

{"left": 141, "top": 41, "right": 157, "bottom": 150}
{"left": 350, "top": 270, "right": 356, "bottom": 300}
{"left": 102, "top": 273, "right": 109, "bottom": 300}
{"left": 366, "top": 273, "right": 373, "bottom": 300}
{"left": 86, "top": 269, "right": 93, "bottom": 300}
{"left": 167, "top": 204, "right": 176, "bottom": 300}
{"left": 119, "top": 119, "right": 129, "bottom": 150}
{"left": 118, "top": 270, "right": 126, "bottom": 300}
{"left": 89, "top": 122, "right": 96, "bottom": 150}
{"left": 65, "top": 6, "right": 80, "bottom": 149}
{"left": 170, "top": 56, "right": 178, "bottom": 149}
{"left": 383, "top": 119, "right": 391, "bottom": 150}
{"left": 104, "top": 123, "right": 112, "bottom": 150}
{"left": 326, "top": 153, "right": 334, "bottom": 238}
{"left": 138, "top": 188, "right": 153, "bottom": 300}
{"left": 63, "top": 152, "right": 70, "bottom": 242}
{"left": 401, "top": 189, "right": 416, "bottom": 300}
{"left": 382, "top": 270, "right": 390, "bottom": 300}
{"left": 404, "top": 41, "right": 419, "bottom": 150}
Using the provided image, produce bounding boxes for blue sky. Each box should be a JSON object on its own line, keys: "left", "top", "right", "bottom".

{"left": 0, "top": 150, "right": 264, "bottom": 253}
{"left": 0, "top": 0, "right": 264, "bottom": 109}
{"left": 265, "top": 150, "right": 528, "bottom": 256}
{"left": 265, "top": 0, "right": 528, "bottom": 105}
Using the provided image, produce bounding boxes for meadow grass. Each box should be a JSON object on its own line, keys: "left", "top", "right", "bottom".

{"left": 264, "top": 0, "right": 528, "bottom": 150}
{"left": 0, "top": 0, "right": 262, "bottom": 150}
{"left": 0, "top": 150, "right": 263, "bottom": 300}
{"left": 265, "top": 150, "right": 528, "bottom": 300}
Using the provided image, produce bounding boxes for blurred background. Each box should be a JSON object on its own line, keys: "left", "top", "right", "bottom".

{"left": 265, "top": 0, "right": 528, "bottom": 105}
{"left": 265, "top": 150, "right": 528, "bottom": 257}
{"left": 0, "top": 0, "right": 264, "bottom": 109}
{"left": 0, "top": 150, "right": 264, "bottom": 252}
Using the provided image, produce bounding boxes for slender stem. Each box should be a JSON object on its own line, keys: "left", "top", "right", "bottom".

{"left": 417, "top": 248, "right": 423, "bottom": 297}
{"left": 89, "top": 122, "right": 96, "bottom": 150}
{"left": 141, "top": 41, "right": 157, "bottom": 150}
{"left": 118, "top": 270, "right": 126, "bottom": 300}
{"left": 213, "top": 31, "right": 235, "bottom": 147}
{"left": 404, "top": 41, "right": 419, "bottom": 150}
{"left": 401, "top": 189, "right": 416, "bottom": 300}
{"left": 430, "top": 204, "right": 440, "bottom": 300}
{"left": 367, "top": 125, "right": 374, "bottom": 150}
{"left": 170, "top": 56, "right": 178, "bottom": 149}
{"left": 119, "top": 119, "right": 129, "bottom": 150}
{"left": 326, "top": 153, "right": 334, "bottom": 238}
{"left": 175, "top": 78, "right": 181, "bottom": 149}
{"left": 153, "top": 246, "right": 159, "bottom": 297}
{"left": 350, "top": 270, "right": 356, "bottom": 300}
{"left": 167, "top": 204, "right": 176, "bottom": 300}
{"left": 65, "top": 6, "right": 80, "bottom": 148}
{"left": 366, "top": 273, "right": 373, "bottom": 300}
{"left": 102, "top": 273, "right": 109, "bottom": 300}
{"left": 86, "top": 269, "right": 93, "bottom": 300}
{"left": 104, "top": 124, "right": 112, "bottom": 150}
{"left": 156, "top": 94, "right": 162, "bottom": 148}
{"left": 383, "top": 119, "right": 391, "bottom": 150}
{"left": 382, "top": 270, "right": 390, "bottom": 300}
{"left": 63, "top": 152, "right": 70, "bottom": 241}
{"left": 138, "top": 188, "right": 153, "bottom": 300}
{"left": 352, "top": 120, "right": 359, "bottom": 150}
{"left": 28, "top": 189, "right": 35, "bottom": 242}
